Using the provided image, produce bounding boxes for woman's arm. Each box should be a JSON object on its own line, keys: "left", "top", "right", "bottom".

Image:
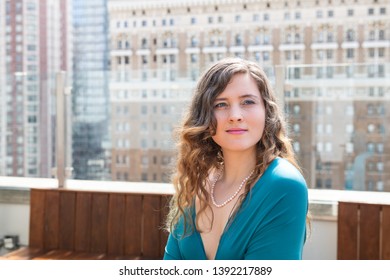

{"left": 244, "top": 176, "right": 308, "bottom": 260}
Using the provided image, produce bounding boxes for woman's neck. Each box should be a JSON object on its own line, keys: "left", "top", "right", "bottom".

{"left": 218, "top": 150, "right": 256, "bottom": 186}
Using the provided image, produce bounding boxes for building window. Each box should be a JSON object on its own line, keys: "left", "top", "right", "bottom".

{"left": 293, "top": 104, "right": 300, "bottom": 115}
{"left": 368, "top": 8, "right": 374, "bottom": 15}
{"left": 191, "top": 17, "right": 196, "bottom": 24}
{"left": 377, "top": 143, "right": 384, "bottom": 154}
{"left": 317, "top": 124, "right": 323, "bottom": 134}
{"left": 346, "top": 29, "right": 355, "bottom": 41}
{"left": 367, "top": 142, "right": 375, "bottom": 153}
{"left": 377, "top": 181, "right": 384, "bottom": 191}
{"left": 380, "top": 7, "right": 386, "bottom": 15}
{"left": 377, "top": 162, "right": 384, "bottom": 172}
{"left": 293, "top": 123, "right": 300, "bottom": 133}
{"left": 347, "top": 9, "right": 354, "bottom": 16}
{"left": 379, "top": 30, "right": 385, "bottom": 40}
{"left": 346, "top": 142, "right": 354, "bottom": 154}
{"left": 325, "top": 179, "right": 332, "bottom": 189}
{"left": 316, "top": 178, "right": 322, "bottom": 189}
{"left": 293, "top": 142, "right": 300, "bottom": 152}
{"left": 328, "top": 10, "right": 334, "bottom": 17}
{"left": 235, "top": 34, "right": 242, "bottom": 45}
{"left": 190, "top": 54, "right": 198, "bottom": 63}
{"left": 346, "top": 48, "right": 354, "bottom": 59}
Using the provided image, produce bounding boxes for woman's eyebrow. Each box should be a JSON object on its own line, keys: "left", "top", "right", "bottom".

{"left": 214, "top": 94, "right": 260, "bottom": 101}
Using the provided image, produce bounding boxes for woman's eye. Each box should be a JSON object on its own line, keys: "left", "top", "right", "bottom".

{"left": 214, "top": 102, "right": 227, "bottom": 109}
{"left": 242, "top": 99, "right": 255, "bottom": 105}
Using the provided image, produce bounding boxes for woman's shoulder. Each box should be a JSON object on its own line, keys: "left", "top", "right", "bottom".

{"left": 261, "top": 158, "right": 308, "bottom": 196}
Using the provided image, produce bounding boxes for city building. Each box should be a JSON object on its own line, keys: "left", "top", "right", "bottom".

{"left": 72, "top": 0, "right": 111, "bottom": 180}
{"left": 0, "top": 0, "right": 72, "bottom": 178}
{"left": 108, "top": 0, "right": 389, "bottom": 191}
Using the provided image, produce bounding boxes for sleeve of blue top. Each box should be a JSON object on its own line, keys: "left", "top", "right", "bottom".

{"left": 164, "top": 232, "right": 183, "bottom": 260}
{"left": 244, "top": 176, "right": 308, "bottom": 260}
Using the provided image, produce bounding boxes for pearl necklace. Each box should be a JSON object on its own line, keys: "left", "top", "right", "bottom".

{"left": 210, "top": 167, "right": 255, "bottom": 208}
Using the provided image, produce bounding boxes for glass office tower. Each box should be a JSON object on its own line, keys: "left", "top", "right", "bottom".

{"left": 72, "top": 0, "right": 110, "bottom": 180}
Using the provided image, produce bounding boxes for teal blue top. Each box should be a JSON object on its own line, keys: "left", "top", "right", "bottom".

{"left": 163, "top": 158, "right": 308, "bottom": 260}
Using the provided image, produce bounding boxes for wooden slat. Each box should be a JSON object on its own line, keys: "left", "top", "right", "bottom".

{"left": 33, "top": 250, "right": 73, "bottom": 260}
{"left": 61, "top": 251, "right": 105, "bottom": 260}
{"left": 143, "top": 195, "right": 161, "bottom": 258}
{"left": 124, "top": 195, "right": 142, "bottom": 256}
{"left": 359, "top": 204, "right": 380, "bottom": 259}
{"left": 44, "top": 190, "right": 60, "bottom": 250}
{"left": 107, "top": 194, "right": 125, "bottom": 255}
{"left": 337, "top": 202, "right": 358, "bottom": 259}
{"left": 90, "top": 193, "right": 109, "bottom": 253}
{"left": 59, "top": 191, "right": 76, "bottom": 250}
{"left": 381, "top": 205, "right": 390, "bottom": 260}
{"left": 74, "top": 192, "right": 92, "bottom": 252}
{"left": 0, "top": 247, "right": 43, "bottom": 260}
{"left": 29, "top": 189, "right": 45, "bottom": 248}
{"left": 159, "top": 195, "right": 171, "bottom": 258}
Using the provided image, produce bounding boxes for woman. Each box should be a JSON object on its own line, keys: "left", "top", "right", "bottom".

{"left": 164, "top": 57, "right": 308, "bottom": 260}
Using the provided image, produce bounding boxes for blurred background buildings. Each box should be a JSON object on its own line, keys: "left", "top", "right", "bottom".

{"left": 0, "top": 0, "right": 389, "bottom": 191}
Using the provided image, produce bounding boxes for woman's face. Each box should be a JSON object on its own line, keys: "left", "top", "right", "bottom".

{"left": 211, "top": 73, "right": 266, "bottom": 155}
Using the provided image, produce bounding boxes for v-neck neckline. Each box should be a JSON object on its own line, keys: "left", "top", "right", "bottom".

{"left": 193, "top": 188, "right": 250, "bottom": 260}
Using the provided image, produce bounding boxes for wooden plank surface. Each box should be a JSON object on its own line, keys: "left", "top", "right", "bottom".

{"left": 124, "top": 195, "right": 142, "bottom": 256}
{"left": 107, "top": 194, "right": 125, "bottom": 256}
{"left": 143, "top": 195, "right": 161, "bottom": 258}
{"left": 29, "top": 189, "right": 46, "bottom": 248}
{"left": 59, "top": 191, "right": 76, "bottom": 250}
{"left": 359, "top": 204, "right": 380, "bottom": 259}
{"left": 381, "top": 205, "right": 390, "bottom": 260}
{"left": 44, "top": 190, "right": 60, "bottom": 250}
{"left": 90, "top": 193, "right": 109, "bottom": 253}
{"left": 337, "top": 202, "right": 358, "bottom": 259}
{"left": 74, "top": 192, "right": 92, "bottom": 252}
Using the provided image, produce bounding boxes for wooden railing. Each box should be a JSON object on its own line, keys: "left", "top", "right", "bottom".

{"left": 2, "top": 188, "right": 171, "bottom": 260}
{"left": 337, "top": 201, "right": 390, "bottom": 260}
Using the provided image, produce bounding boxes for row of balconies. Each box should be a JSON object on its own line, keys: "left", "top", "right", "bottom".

{"left": 111, "top": 40, "right": 390, "bottom": 56}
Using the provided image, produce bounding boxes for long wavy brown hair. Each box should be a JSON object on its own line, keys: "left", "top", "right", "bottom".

{"left": 166, "top": 57, "right": 303, "bottom": 236}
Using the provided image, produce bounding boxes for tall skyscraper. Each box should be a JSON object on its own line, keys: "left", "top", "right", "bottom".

{"left": 72, "top": 0, "right": 111, "bottom": 180}
{"left": 0, "top": 0, "right": 71, "bottom": 178}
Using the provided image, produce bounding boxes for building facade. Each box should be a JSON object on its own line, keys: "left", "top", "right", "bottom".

{"left": 0, "top": 0, "right": 71, "bottom": 178}
{"left": 108, "top": 0, "right": 389, "bottom": 191}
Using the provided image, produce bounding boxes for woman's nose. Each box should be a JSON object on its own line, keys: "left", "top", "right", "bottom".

{"left": 228, "top": 105, "right": 243, "bottom": 122}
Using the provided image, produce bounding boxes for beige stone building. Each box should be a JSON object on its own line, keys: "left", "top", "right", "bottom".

{"left": 108, "top": 0, "right": 389, "bottom": 191}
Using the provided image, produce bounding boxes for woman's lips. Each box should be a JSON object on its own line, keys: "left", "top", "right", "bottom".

{"left": 226, "top": 128, "right": 247, "bottom": 134}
